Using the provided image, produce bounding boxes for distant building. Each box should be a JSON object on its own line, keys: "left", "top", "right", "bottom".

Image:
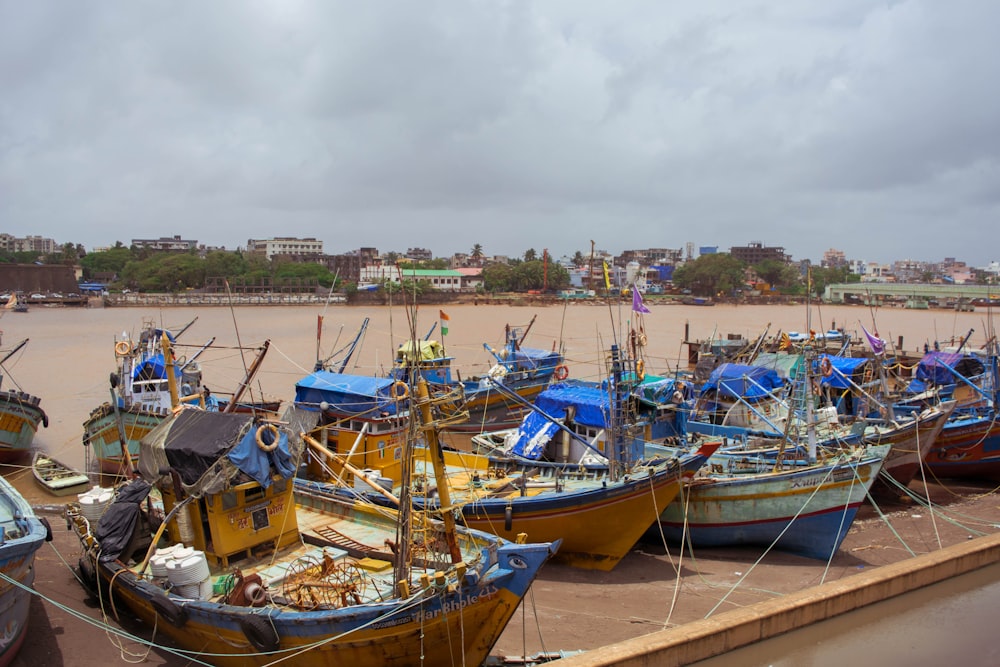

{"left": 360, "top": 266, "right": 466, "bottom": 292}
{"left": 729, "top": 241, "right": 790, "bottom": 265}
{"left": 614, "top": 248, "right": 683, "bottom": 267}
{"left": 822, "top": 248, "right": 847, "bottom": 268}
{"left": 405, "top": 247, "right": 434, "bottom": 262}
{"left": 132, "top": 235, "right": 198, "bottom": 252}
{"left": 0, "top": 233, "right": 58, "bottom": 254}
{"left": 247, "top": 237, "right": 324, "bottom": 260}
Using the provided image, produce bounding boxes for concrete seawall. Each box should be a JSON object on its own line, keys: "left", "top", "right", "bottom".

{"left": 552, "top": 532, "right": 1000, "bottom": 666}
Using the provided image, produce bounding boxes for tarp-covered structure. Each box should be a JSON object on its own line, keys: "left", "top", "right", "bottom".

{"left": 751, "top": 353, "right": 806, "bottom": 381}
{"left": 294, "top": 370, "right": 404, "bottom": 417}
{"left": 505, "top": 382, "right": 614, "bottom": 460}
{"left": 816, "top": 355, "right": 873, "bottom": 389}
{"left": 497, "top": 346, "right": 562, "bottom": 373}
{"left": 395, "top": 340, "right": 448, "bottom": 364}
{"left": 906, "top": 352, "right": 987, "bottom": 393}
{"left": 137, "top": 408, "right": 306, "bottom": 496}
{"left": 699, "top": 363, "right": 786, "bottom": 401}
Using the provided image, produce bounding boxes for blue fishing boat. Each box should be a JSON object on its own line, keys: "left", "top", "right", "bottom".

{"left": 656, "top": 444, "right": 891, "bottom": 560}
{"left": 0, "top": 473, "right": 52, "bottom": 665}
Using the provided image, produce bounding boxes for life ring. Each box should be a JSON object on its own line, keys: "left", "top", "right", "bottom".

{"left": 255, "top": 423, "right": 280, "bottom": 452}
{"left": 635, "top": 359, "right": 645, "bottom": 380}
{"left": 115, "top": 341, "right": 131, "bottom": 356}
{"left": 238, "top": 614, "right": 280, "bottom": 653}
{"left": 553, "top": 365, "right": 569, "bottom": 381}
{"left": 391, "top": 381, "right": 410, "bottom": 400}
{"left": 820, "top": 357, "right": 833, "bottom": 377}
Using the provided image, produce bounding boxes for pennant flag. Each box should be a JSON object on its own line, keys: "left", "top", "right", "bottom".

{"left": 602, "top": 261, "right": 611, "bottom": 291}
{"left": 779, "top": 332, "right": 791, "bottom": 351}
{"left": 439, "top": 310, "right": 450, "bottom": 336}
{"left": 632, "top": 287, "right": 650, "bottom": 314}
{"left": 860, "top": 323, "right": 885, "bottom": 355}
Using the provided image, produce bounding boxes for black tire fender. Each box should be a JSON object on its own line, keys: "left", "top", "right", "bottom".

{"left": 77, "top": 555, "right": 97, "bottom": 590}
{"left": 149, "top": 593, "right": 188, "bottom": 628}
{"left": 39, "top": 517, "right": 53, "bottom": 542}
{"left": 238, "top": 614, "right": 280, "bottom": 652}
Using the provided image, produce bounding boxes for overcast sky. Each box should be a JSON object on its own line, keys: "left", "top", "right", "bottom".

{"left": 2, "top": 1, "right": 998, "bottom": 266}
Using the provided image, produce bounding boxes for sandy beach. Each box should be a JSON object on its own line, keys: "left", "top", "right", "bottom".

{"left": 3, "top": 302, "right": 998, "bottom": 665}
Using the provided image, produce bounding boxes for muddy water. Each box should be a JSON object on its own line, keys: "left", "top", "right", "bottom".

{"left": 693, "top": 562, "right": 1000, "bottom": 667}
{"left": 0, "top": 301, "right": 988, "bottom": 474}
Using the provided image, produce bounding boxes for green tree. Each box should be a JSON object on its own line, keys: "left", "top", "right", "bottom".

{"left": 672, "top": 254, "right": 747, "bottom": 296}
{"left": 470, "top": 244, "right": 484, "bottom": 265}
{"left": 572, "top": 251, "right": 585, "bottom": 267}
{"left": 80, "top": 245, "right": 135, "bottom": 279}
{"left": 274, "top": 260, "right": 336, "bottom": 288}
{"left": 523, "top": 248, "right": 537, "bottom": 262}
{"left": 482, "top": 263, "right": 515, "bottom": 292}
{"left": 121, "top": 252, "right": 205, "bottom": 292}
{"left": 752, "top": 260, "right": 798, "bottom": 289}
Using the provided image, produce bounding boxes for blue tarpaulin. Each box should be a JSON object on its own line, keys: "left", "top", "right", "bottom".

{"left": 132, "top": 354, "right": 181, "bottom": 381}
{"left": 507, "top": 411, "right": 562, "bottom": 459}
{"left": 818, "top": 355, "right": 871, "bottom": 389}
{"left": 700, "top": 363, "right": 785, "bottom": 400}
{"left": 906, "top": 352, "right": 986, "bottom": 393}
{"left": 227, "top": 425, "right": 294, "bottom": 488}
{"left": 294, "top": 371, "right": 402, "bottom": 416}
{"left": 534, "top": 382, "right": 610, "bottom": 428}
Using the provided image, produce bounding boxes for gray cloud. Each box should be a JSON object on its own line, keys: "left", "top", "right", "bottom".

{"left": 2, "top": 1, "right": 997, "bottom": 265}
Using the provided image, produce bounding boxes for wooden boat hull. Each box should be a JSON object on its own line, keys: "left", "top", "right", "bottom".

{"left": 0, "top": 391, "right": 46, "bottom": 463}
{"left": 924, "top": 412, "right": 1000, "bottom": 480}
{"left": 31, "top": 452, "right": 91, "bottom": 497}
{"left": 71, "top": 487, "right": 556, "bottom": 667}
{"left": 0, "top": 476, "right": 49, "bottom": 667}
{"left": 397, "top": 446, "right": 714, "bottom": 572}
{"left": 865, "top": 402, "right": 954, "bottom": 491}
{"left": 656, "top": 447, "right": 888, "bottom": 560}
{"left": 82, "top": 403, "right": 164, "bottom": 475}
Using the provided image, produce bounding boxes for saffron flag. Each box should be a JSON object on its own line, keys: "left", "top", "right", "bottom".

{"left": 861, "top": 323, "right": 885, "bottom": 355}
{"left": 779, "top": 332, "right": 791, "bottom": 351}
{"left": 632, "top": 287, "right": 650, "bottom": 314}
{"left": 602, "top": 261, "right": 611, "bottom": 291}
{"left": 439, "top": 310, "right": 450, "bottom": 336}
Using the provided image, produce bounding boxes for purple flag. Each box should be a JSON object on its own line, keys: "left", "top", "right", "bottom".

{"left": 861, "top": 323, "right": 885, "bottom": 355}
{"left": 632, "top": 288, "right": 650, "bottom": 314}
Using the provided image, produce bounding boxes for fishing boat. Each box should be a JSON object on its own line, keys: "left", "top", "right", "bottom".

{"left": 388, "top": 316, "right": 564, "bottom": 434}
{"left": 300, "top": 347, "right": 718, "bottom": 571}
{"left": 656, "top": 443, "right": 891, "bottom": 560}
{"left": 83, "top": 318, "right": 280, "bottom": 476}
{"left": 69, "top": 384, "right": 557, "bottom": 665}
{"left": 0, "top": 339, "right": 48, "bottom": 463}
{"left": 0, "top": 472, "right": 52, "bottom": 665}
{"left": 31, "top": 451, "right": 91, "bottom": 497}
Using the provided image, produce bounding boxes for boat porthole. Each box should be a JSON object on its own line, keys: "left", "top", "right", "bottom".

{"left": 238, "top": 614, "right": 281, "bottom": 653}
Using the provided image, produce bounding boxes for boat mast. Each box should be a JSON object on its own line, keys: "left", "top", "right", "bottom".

{"left": 414, "top": 377, "right": 462, "bottom": 564}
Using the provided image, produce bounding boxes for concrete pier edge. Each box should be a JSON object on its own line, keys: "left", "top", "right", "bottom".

{"left": 550, "top": 532, "right": 1000, "bottom": 666}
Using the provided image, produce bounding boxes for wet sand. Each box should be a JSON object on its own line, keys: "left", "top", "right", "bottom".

{"left": 3, "top": 302, "right": 997, "bottom": 664}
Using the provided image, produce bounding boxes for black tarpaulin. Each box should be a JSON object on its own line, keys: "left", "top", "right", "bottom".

{"left": 161, "top": 410, "right": 254, "bottom": 486}
{"left": 94, "top": 479, "right": 152, "bottom": 563}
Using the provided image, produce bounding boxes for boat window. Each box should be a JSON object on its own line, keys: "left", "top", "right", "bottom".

{"left": 221, "top": 491, "right": 237, "bottom": 510}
